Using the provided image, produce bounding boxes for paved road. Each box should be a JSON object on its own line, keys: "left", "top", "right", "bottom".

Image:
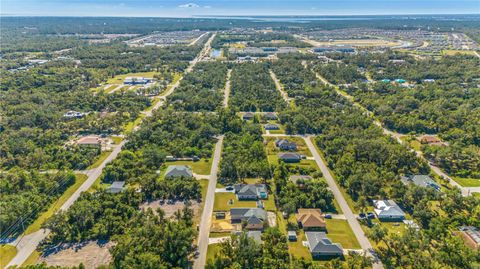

{"left": 303, "top": 136, "right": 383, "bottom": 269}
{"left": 194, "top": 135, "right": 224, "bottom": 269}
{"left": 269, "top": 69, "right": 292, "bottom": 104}
{"left": 6, "top": 32, "right": 216, "bottom": 268}
{"left": 313, "top": 71, "right": 478, "bottom": 196}
{"left": 223, "top": 69, "right": 232, "bottom": 108}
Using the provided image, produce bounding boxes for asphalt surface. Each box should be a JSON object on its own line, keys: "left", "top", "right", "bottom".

{"left": 194, "top": 135, "right": 224, "bottom": 269}
{"left": 303, "top": 137, "right": 384, "bottom": 269}
{"left": 223, "top": 69, "right": 232, "bottom": 108}
{"left": 269, "top": 69, "right": 292, "bottom": 104}
{"left": 6, "top": 32, "right": 216, "bottom": 268}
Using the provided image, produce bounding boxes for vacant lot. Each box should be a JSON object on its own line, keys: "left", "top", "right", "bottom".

{"left": 140, "top": 200, "right": 201, "bottom": 218}
{"left": 40, "top": 241, "right": 114, "bottom": 269}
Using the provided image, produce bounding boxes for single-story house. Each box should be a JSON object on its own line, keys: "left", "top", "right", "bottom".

{"left": 107, "top": 181, "right": 125, "bottom": 194}
{"left": 278, "top": 152, "right": 302, "bottom": 163}
{"left": 373, "top": 200, "right": 406, "bottom": 221}
{"left": 247, "top": 231, "right": 263, "bottom": 244}
{"left": 296, "top": 208, "right": 326, "bottom": 230}
{"left": 234, "top": 184, "right": 268, "bottom": 200}
{"left": 242, "top": 112, "right": 255, "bottom": 120}
{"left": 264, "top": 124, "right": 279, "bottom": 130}
{"left": 410, "top": 175, "right": 441, "bottom": 191}
{"left": 459, "top": 226, "right": 480, "bottom": 249}
{"left": 76, "top": 136, "right": 101, "bottom": 147}
{"left": 230, "top": 208, "right": 267, "bottom": 230}
{"left": 418, "top": 135, "right": 447, "bottom": 146}
{"left": 263, "top": 112, "right": 278, "bottom": 120}
{"left": 288, "top": 231, "right": 297, "bottom": 241}
{"left": 305, "top": 232, "right": 343, "bottom": 258}
{"left": 124, "top": 77, "right": 152, "bottom": 85}
{"left": 164, "top": 165, "right": 193, "bottom": 179}
{"left": 275, "top": 139, "right": 297, "bottom": 151}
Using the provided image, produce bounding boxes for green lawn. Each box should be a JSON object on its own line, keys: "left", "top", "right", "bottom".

{"left": 24, "top": 174, "right": 88, "bottom": 235}
{"left": 166, "top": 158, "right": 212, "bottom": 175}
{"left": 264, "top": 136, "right": 312, "bottom": 157}
{"left": 21, "top": 250, "right": 40, "bottom": 267}
{"left": 473, "top": 193, "right": 480, "bottom": 198}
{"left": 124, "top": 114, "right": 145, "bottom": 134}
{"left": 288, "top": 229, "right": 312, "bottom": 260}
{"left": 213, "top": 192, "right": 257, "bottom": 211}
{"left": 104, "top": 84, "right": 118, "bottom": 93}
{"left": 107, "top": 71, "right": 158, "bottom": 84}
{"left": 0, "top": 245, "right": 17, "bottom": 269}
{"left": 209, "top": 232, "right": 231, "bottom": 238}
{"left": 111, "top": 136, "right": 123, "bottom": 145}
{"left": 325, "top": 219, "right": 361, "bottom": 249}
{"left": 454, "top": 177, "right": 480, "bottom": 187}
{"left": 88, "top": 150, "right": 112, "bottom": 169}
{"left": 206, "top": 243, "right": 222, "bottom": 264}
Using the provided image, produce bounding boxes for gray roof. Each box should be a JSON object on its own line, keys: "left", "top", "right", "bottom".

{"left": 165, "top": 165, "right": 193, "bottom": 178}
{"left": 234, "top": 184, "right": 267, "bottom": 196}
{"left": 411, "top": 175, "right": 440, "bottom": 190}
{"left": 288, "top": 231, "right": 297, "bottom": 237}
{"left": 278, "top": 152, "right": 301, "bottom": 160}
{"left": 247, "top": 231, "right": 263, "bottom": 243}
{"left": 107, "top": 181, "right": 125, "bottom": 193}
{"left": 264, "top": 124, "right": 279, "bottom": 130}
{"left": 230, "top": 208, "right": 267, "bottom": 221}
{"left": 305, "top": 232, "right": 343, "bottom": 255}
{"left": 373, "top": 200, "right": 405, "bottom": 218}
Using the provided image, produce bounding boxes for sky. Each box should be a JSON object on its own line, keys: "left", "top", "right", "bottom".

{"left": 1, "top": 0, "right": 479, "bottom": 17}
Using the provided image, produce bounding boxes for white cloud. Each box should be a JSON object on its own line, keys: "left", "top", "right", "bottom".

{"left": 178, "top": 3, "right": 200, "bottom": 8}
{"left": 204, "top": 5, "right": 211, "bottom": 9}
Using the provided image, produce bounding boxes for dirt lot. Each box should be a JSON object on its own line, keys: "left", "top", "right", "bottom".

{"left": 140, "top": 200, "right": 201, "bottom": 218}
{"left": 40, "top": 241, "right": 114, "bottom": 269}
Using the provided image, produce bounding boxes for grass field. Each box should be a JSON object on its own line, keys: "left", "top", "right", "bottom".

{"left": 325, "top": 219, "right": 361, "bottom": 249}
{"left": 209, "top": 232, "right": 231, "bottom": 238}
{"left": 88, "top": 150, "right": 112, "bottom": 169}
{"left": 123, "top": 114, "right": 145, "bottom": 134}
{"left": 24, "top": 174, "right": 88, "bottom": 235}
{"left": 442, "top": 50, "right": 477, "bottom": 56}
{"left": 21, "top": 250, "right": 40, "bottom": 266}
{"left": 111, "top": 136, "right": 123, "bottom": 145}
{"left": 264, "top": 136, "right": 312, "bottom": 157}
{"left": 453, "top": 177, "right": 480, "bottom": 187}
{"left": 206, "top": 243, "right": 222, "bottom": 263}
{"left": 213, "top": 192, "right": 257, "bottom": 211}
{"left": 166, "top": 158, "right": 212, "bottom": 175}
{"left": 106, "top": 71, "right": 158, "bottom": 84}
{"left": 0, "top": 245, "right": 17, "bottom": 269}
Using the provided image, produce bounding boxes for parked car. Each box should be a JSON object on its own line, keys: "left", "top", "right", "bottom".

{"left": 367, "top": 212, "right": 375, "bottom": 219}
{"left": 357, "top": 213, "right": 367, "bottom": 220}
{"left": 324, "top": 214, "right": 332, "bottom": 219}
{"left": 226, "top": 186, "right": 234, "bottom": 191}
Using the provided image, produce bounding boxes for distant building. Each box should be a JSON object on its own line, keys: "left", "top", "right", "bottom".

{"left": 242, "top": 112, "right": 255, "bottom": 120}
{"left": 418, "top": 135, "right": 446, "bottom": 146}
{"left": 459, "top": 226, "right": 480, "bottom": 249}
{"left": 230, "top": 208, "right": 267, "bottom": 230}
{"left": 410, "top": 175, "right": 441, "bottom": 191}
{"left": 296, "top": 208, "right": 326, "bottom": 230}
{"left": 263, "top": 112, "right": 278, "bottom": 120}
{"left": 124, "top": 77, "right": 152, "bottom": 85}
{"left": 278, "top": 152, "right": 302, "bottom": 163}
{"left": 164, "top": 165, "right": 193, "bottom": 179}
{"left": 423, "top": 79, "right": 436, "bottom": 83}
{"left": 395, "top": 79, "right": 406, "bottom": 83}
{"left": 380, "top": 79, "right": 391, "bottom": 83}
{"left": 275, "top": 139, "right": 297, "bottom": 151}
{"left": 63, "top": 110, "right": 85, "bottom": 118}
{"left": 313, "top": 46, "right": 354, "bottom": 53}
{"left": 305, "top": 232, "right": 343, "bottom": 258}
{"left": 107, "top": 181, "right": 125, "bottom": 194}
{"left": 76, "top": 136, "right": 101, "bottom": 147}
{"left": 373, "top": 200, "right": 406, "bottom": 221}
{"left": 234, "top": 184, "right": 268, "bottom": 200}
{"left": 264, "top": 124, "right": 279, "bottom": 130}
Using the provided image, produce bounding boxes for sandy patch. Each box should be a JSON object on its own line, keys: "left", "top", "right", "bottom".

{"left": 41, "top": 240, "right": 114, "bottom": 269}
{"left": 140, "top": 200, "right": 201, "bottom": 218}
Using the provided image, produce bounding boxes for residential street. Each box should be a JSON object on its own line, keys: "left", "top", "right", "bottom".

{"left": 6, "top": 33, "right": 216, "bottom": 268}
{"left": 303, "top": 136, "right": 384, "bottom": 269}
{"left": 313, "top": 71, "right": 478, "bottom": 196}
{"left": 223, "top": 69, "right": 232, "bottom": 108}
{"left": 269, "top": 69, "right": 292, "bottom": 104}
{"left": 194, "top": 135, "right": 224, "bottom": 269}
